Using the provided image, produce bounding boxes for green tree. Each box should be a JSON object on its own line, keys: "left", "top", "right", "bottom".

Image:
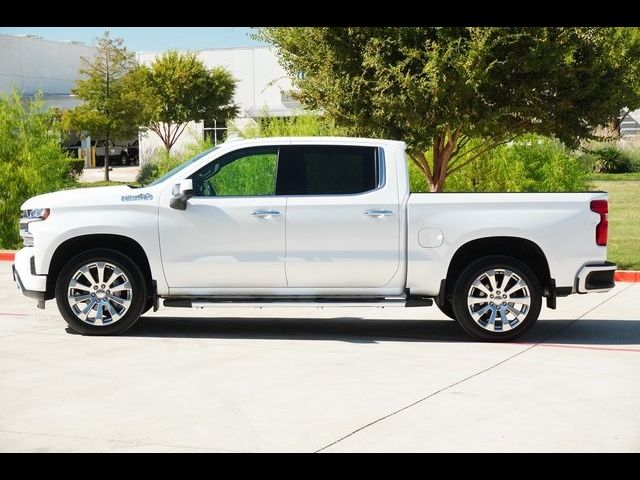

{"left": 62, "top": 31, "right": 143, "bottom": 181}
{"left": 139, "top": 51, "right": 238, "bottom": 153}
{"left": 0, "top": 90, "right": 77, "bottom": 248}
{"left": 260, "top": 27, "right": 640, "bottom": 191}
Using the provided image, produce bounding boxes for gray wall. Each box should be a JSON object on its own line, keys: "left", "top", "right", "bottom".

{"left": 0, "top": 34, "right": 95, "bottom": 96}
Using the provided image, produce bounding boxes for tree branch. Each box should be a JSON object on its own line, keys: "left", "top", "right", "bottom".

{"left": 174, "top": 122, "right": 189, "bottom": 144}
{"left": 446, "top": 134, "right": 521, "bottom": 176}
{"left": 149, "top": 122, "right": 162, "bottom": 137}
{"left": 451, "top": 134, "right": 470, "bottom": 159}
{"left": 411, "top": 150, "right": 434, "bottom": 183}
{"left": 448, "top": 120, "right": 528, "bottom": 168}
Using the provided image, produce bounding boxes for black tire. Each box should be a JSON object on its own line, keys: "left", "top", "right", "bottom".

{"left": 141, "top": 298, "right": 154, "bottom": 316}
{"left": 451, "top": 255, "right": 542, "bottom": 342}
{"left": 55, "top": 249, "right": 147, "bottom": 335}
{"left": 437, "top": 300, "right": 456, "bottom": 320}
{"left": 120, "top": 153, "right": 129, "bottom": 165}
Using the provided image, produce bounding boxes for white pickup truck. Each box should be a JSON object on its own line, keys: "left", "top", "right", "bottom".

{"left": 13, "top": 137, "right": 616, "bottom": 341}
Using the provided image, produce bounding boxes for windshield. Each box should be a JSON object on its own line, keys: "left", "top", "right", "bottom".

{"left": 146, "top": 147, "right": 220, "bottom": 187}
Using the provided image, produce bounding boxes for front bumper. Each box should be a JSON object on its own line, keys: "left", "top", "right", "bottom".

{"left": 12, "top": 248, "right": 47, "bottom": 300}
{"left": 576, "top": 261, "right": 616, "bottom": 293}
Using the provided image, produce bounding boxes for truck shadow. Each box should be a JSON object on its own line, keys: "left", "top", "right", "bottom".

{"left": 120, "top": 316, "right": 640, "bottom": 345}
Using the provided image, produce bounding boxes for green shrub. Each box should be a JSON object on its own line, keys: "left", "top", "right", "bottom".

{"left": 579, "top": 141, "right": 640, "bottom": 173}
{"left": 137, "top": 137, "right": 214, "bottom": 185}
{"left": 136, "top": 158, "right": 163, "bottom": 185}
{"left": 66, "top": 158, "right": 85, "bottom": 180}
{"left": 0, "top": 90, "right": 77, "bottom": 249}
{"left": 410, "top": 134, "right": 592, "bottom": 193}
{"left": 237, "top": 113, "right": 346, "bottom": 138}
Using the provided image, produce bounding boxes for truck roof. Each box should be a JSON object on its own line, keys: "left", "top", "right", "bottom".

{"left": 223, "top": 136, "right": 406, "bottom": 147}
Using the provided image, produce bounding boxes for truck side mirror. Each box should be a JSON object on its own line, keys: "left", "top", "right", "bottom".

{"left": 180, "top": 179, "right": 194, "bottom": 198}
{"left": 170, "top": 179, "right": 194, "bottom": 211}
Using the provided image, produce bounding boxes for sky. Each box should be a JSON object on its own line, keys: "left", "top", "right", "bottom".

{"left": 0, "top": 27, "right": 267, "bottom": 51}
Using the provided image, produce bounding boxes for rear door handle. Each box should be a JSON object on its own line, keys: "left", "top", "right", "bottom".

{"left": 364, "top": 209, "right": 393, "bottom": 217}
{"left": 251, "top": 210, "right": 281, "bottom": 218}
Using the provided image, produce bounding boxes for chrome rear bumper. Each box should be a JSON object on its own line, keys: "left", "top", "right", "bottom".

{"left": 576, "top": 262, "right": 616, "bottom": 293}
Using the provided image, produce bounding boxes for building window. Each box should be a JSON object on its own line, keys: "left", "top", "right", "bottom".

{"left": 203, "top": 120, "right": 228, "bottom": 146}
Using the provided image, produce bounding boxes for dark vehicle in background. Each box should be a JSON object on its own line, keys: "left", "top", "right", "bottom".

{"left": 122, "top": 140, "right": 139, "bottom": 165}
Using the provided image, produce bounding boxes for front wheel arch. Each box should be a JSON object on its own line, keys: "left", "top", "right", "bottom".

{"left": 46, "top": 234, "right": 153, "bottom": 301}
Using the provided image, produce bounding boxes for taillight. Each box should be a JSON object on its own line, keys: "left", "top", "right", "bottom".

{"left": 590, "top": 199, "right": 608, "bottom": 246}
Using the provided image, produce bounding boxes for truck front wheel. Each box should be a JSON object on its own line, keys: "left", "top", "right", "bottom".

{"left": 55, "top": 249, "right": 147, "bottom": 335}
{"left": 451, "top": 255, "right": 542, "bottom": 342}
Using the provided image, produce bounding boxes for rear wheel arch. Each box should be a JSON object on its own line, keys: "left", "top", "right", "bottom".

{"left": 46, "top": 234, "right": 153, "bottom": 301}
{"left": 442, "top": 236, "right": 551, "bottom": 303}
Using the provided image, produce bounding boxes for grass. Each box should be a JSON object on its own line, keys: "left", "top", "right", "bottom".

{"left": 590, "top": 172, "right": 640, "bottom": 181}
{"left": 594, "top": 180, "right": 640, "bottom": 270}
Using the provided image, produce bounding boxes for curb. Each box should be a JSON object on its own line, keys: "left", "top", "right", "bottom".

{"left": 0, "top": 250, "right": 638, "bottom": 282}
{"left": 614, "top": 270, "right": 640, "bottom": 283}
{"left": 0, "top": 251, "right": 15, "bottom": 262}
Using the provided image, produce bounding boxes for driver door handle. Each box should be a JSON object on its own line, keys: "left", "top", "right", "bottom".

{"left": 251, "top": 210, "right": 281, "bottom": 218}
{"left": 364, "top": 209, "right": 393, "bottom": 217}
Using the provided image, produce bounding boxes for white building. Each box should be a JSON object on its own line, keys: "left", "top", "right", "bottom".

{"left": 0, "top": 34, "right": 299, "bottom": 164}
{"left": 0, "top": 34, "right": 94, "bottom": 112}
{"left": 620, "top": 109, "right": 640, "bottom": 141}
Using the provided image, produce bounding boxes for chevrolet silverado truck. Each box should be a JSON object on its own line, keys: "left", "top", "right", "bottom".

{"left": 12, "top": 137, "right": 616, "bottom": 341}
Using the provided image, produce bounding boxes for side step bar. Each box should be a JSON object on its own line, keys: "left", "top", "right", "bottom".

{"left": 163, "top": 296, "right": 433, "bottom": 309}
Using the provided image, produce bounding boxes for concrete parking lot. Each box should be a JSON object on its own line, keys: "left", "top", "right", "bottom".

{"left": 80, "top": 166, "right": 139, "bottom": 183}
{"left": 0, "top": 261, "right": 638, "bottom": 452}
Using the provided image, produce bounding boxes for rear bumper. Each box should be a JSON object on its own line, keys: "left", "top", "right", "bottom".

{"left": 12, "top": 248, "right": 47, "bottom": 299}
{"left": 576, "top": 261, "right": 616, "bottom": 293}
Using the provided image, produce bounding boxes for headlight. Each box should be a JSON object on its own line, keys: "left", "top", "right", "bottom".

{"left": 19, "top": 208, "right": 50, "bottom": 247}
{"left": 22, "top": 208, "right": 50, "bottom": 220}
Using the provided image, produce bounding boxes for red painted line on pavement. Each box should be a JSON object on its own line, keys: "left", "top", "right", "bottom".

{"left": 0, "top": 252, "right": 15, "bottom": 261}
{"left": 518, "top": 343, "right": 640, "bottom": 353}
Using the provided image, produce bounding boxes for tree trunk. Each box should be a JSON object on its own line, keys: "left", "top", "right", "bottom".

{"left": 428, "top": 126, "right": 461, "bottom": 192}
{"left": 429, "top": 139, "right": 454, "bottom": 192}
{"left": 104, "top": 134, "right": 110, "bottom": 182}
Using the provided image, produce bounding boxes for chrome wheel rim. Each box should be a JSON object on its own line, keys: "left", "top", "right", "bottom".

{"left": 67, "top": 262, "right": 132, "bottom": 326}
{"left": 467, "top": 268, "right": 530, "bottom": 332}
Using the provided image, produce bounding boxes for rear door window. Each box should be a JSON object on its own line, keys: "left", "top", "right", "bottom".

{"left": 277, "top": 145, "right": 378, "bottom": 195}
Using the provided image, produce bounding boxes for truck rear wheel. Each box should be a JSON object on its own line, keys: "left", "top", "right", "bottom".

{"left": 55, "top": 249, "right": 147, "bottom": 335}
{"left": 451, "top": 255, "right": 542, "bottom": 341}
